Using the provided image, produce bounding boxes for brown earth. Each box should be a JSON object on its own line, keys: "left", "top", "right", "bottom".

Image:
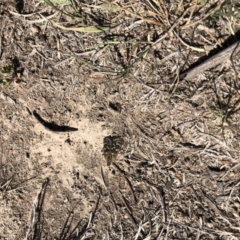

{"left": 1, "top": 0, "right": 240, "bottom": 239}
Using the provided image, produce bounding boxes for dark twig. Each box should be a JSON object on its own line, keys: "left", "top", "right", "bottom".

{"left": 180, "top": 40, "right": 240, "bottom": 80}
{"left": 33, "top": 110, "right": 78, "bottom": 132}
{"left": 26, "top": 178, "right": 49, "bottom": 240}
{"left": 113, "top": 163, "right": 137, "bottom": 203}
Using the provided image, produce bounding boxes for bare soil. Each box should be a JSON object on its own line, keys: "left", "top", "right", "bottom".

{"left": 1, "top": 0, "right": 240, "bottom": 239}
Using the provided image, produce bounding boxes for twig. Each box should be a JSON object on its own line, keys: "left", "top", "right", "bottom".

{"left": 0, "top": 174, "right": 15, "bottom": 191}
{"left": 0, "top": 19, "right": 8, "bottom": 60}
{"left": 158, "top": 187, "right": 166, "bottom": 223}
{"left": 80, "top": 193, "right": 101, "bottom": 239}
{"left": 33, "top": 110, "right": 78, "bottom": 132}
{"left": 113, "top": 163, "right": 137, "bottom": 203}
{"left": 180, "top": 40, "right": 240, "bottom": 80}
{"left": 134, "top": 221, "right": 144, "bottom": 240}
{"left": 100, "top": 166, "right": 109, "bottom": 189}
{"left": 26, "top": 178, "right": 49, "bottom": 240}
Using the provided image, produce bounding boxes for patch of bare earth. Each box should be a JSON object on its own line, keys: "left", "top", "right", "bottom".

{"left": 1, "top": 0, "right": 240, "bottom": 239}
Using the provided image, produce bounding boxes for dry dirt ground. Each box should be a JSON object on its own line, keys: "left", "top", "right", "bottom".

{"left": 1, "top": 0, "right": 240, "bottom": 239}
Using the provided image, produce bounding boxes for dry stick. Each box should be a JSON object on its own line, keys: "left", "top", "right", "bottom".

{"left": 113, "top": 163, "right": 137, "bottom": 203}
{"left": 180, "top": 40, "right": 240, "bottom": 80}
{"left": 100, "top": 166, "right": 109, "bottom": 189}
{"left": 0, "top": 174, "right": 15, "bottom": 191}
{"left": 26, "top": 178, "right": 49, "bottom": 240}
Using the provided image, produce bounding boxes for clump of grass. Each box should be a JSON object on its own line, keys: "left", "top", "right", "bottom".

{"left": 0, "top": 64, "right": 14, "bottom": 86}
{"left": 41, "top": 0, "right": 114, "bottom": 33}
{"left": 212, "top": 0, "right": 240, "bottom": 18}
{"left": 43, "top": 0, "right": 82, "bottom": 19}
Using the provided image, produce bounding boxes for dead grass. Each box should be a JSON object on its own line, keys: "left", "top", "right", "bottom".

{"left": 1, "top": 0, "right": 240, "bottom": 239}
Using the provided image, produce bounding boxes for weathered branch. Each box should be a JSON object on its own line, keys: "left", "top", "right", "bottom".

{"left": 180, "top": 40, "right": 240, "bottom": 80}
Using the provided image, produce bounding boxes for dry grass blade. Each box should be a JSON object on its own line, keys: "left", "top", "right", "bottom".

{"left": 104, "top": 2, "right": 163, "bottom": 26}
{"left": 41, "top": 0, "right": 69, "bottom": 3}
{"left": 158, "top": 187, "right": 166, "bottom": 224}
{"left": 113, "top": 163, "right": 137, "bottom": 203}
{"left": 173, "top": 30, "right": 205, "bottom": 52}
{"left": 26, "top": 178, "right": 49, "bottom": 240}
{"left": 100, "top": 166, "right": 109, "bottom": 189}
{"left": 185, "top": 0, "right": 198, "bottom": 25}
{"left": 88, "top": 3, "right": 122, "bottom": 11}
{"left": 200, "top": 189, "right": 223, "bottom": 217}
{"left": 0, "top": 174, "right": 15, "bottom": 192}
{"left": 9, "top": 10, "right": 60, "bottom": 24}
{"left": 8, "top": 10, "right": 38, "bottom": 17}
{"left": 79, "top": 194, "right": 101, "bottom": 240}
{"left": 182, "top": 0, "right": 227, "bottom": 29}
{"left": 51, "top": 22, "right": 110, "bottom": 32}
